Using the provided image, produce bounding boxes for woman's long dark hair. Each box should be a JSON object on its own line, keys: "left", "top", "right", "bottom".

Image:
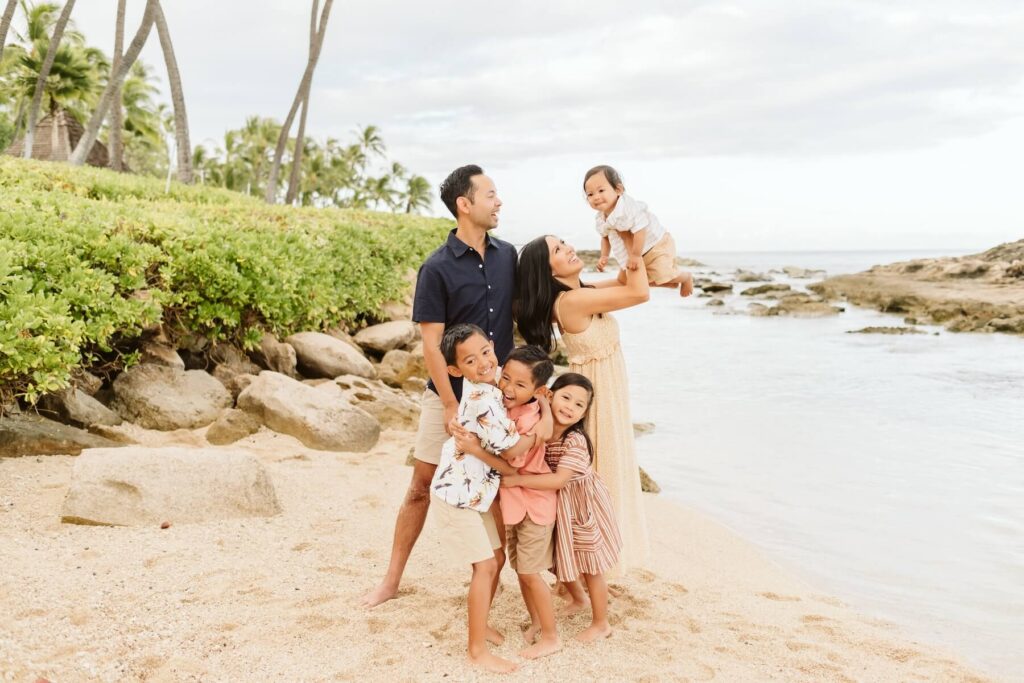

{"left": 515, "top": 235, "right": 570, "bottom": 353}
{"left": 549, "top": 373, "right": 595, "bottom": 461}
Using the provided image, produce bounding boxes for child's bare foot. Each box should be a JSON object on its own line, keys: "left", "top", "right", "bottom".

{"left": 575, "top": 623, "right": 613, "bottom": 643}
{"left": 360, "top": 582, "right": 397, "bottom": 608}
{"left": 522, "top": 621, "right": 541, "bottom": 644}
{"left": 559, "top": 599, "right": 589, "bottom": 616}
{"left": 467, "top": 651, "right": 518, "bottom": 674}
{"left": 519, "top": 635, "right": 562, "bottom": 660}
{"left": 486, "top": 625, "right": 505, "bottom": 646}
{"left": 679, "top": 273, "right": 694, "bottom": 297}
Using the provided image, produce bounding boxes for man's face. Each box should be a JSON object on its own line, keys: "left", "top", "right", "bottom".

{"left": 461, "top": 174, "right": 501, "bottom": 230}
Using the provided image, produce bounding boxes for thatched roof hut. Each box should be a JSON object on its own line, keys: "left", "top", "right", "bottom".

{"left": 5, "top": 109, "right": 109, "bottom": 167}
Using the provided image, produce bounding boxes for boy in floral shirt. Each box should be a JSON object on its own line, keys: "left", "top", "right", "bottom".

{"left": 428, "top": 324, "right": 551, "bottom": 674}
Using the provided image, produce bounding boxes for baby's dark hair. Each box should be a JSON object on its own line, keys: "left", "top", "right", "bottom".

{"left": 440, "top": 323, "right": 487, "bottom": 366}
{"left": 504, "top": 345, "right": 554, "bottom": 388}
{"left": 439, "top": 164, "right": 484, "bottom": 218}
{"left": 583, "top": 164, "right": 624, "bottom": 192}
{"left": 549, "top": 373, "right": 596, "bottom": 460}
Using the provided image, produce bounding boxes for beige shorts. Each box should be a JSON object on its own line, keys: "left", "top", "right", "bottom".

{"left": 431, "top": 493, "right": 502, "bottom": 566}
{"left": 643, "top": 232, "right": 679, "bottom": 285}
{"left": 413, "top": 390, "right": 448, "bottom": 465}
{"left": 506, "top": 517, "right": 555, "bottom": 574}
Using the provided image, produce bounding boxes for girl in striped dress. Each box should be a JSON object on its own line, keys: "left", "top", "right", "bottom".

{"left": 500, "top": 373, "right": 622, "bottom": 643}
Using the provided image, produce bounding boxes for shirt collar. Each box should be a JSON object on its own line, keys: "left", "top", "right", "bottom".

{"left": 446, "top": 228, "right": 495, "bottom": 258}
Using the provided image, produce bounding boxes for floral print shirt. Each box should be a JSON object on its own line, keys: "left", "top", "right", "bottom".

{"left": 430, "top": 379, "right": 520, "bottom": 512}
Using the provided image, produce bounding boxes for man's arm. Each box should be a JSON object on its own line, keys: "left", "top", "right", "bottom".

{"left": 420, "top": 322, "right": 458, "bottom": 434}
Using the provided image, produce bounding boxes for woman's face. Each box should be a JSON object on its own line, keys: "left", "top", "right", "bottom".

{"left": 545, "top": 235, "right": 583, "bottom": 279}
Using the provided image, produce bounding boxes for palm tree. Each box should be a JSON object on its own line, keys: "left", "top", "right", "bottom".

{"left": 117, "top": 61, "right": 167, "bottom": 174}
{"left": 22, "top": 0, "right": 75, "bottom": 158}
{"left": 152, "top": 0, "right": 190, "bottom": 183}
{"left": 107, "top": 0, "right": 125, "bottom": 170}
{"left": 264, "top": 0, "right": 333, "bottom": 203}
{"left": 356, "top": 124, "right": 385, "bottom": 164}
{"left": 403, "top": 175, "right": 432, "bottom": 214}
{"left": 0, "top": 0, "right": 18, "bottom": 62}
{"left": 70, "top": 0, "right": 156, "bottom": 166}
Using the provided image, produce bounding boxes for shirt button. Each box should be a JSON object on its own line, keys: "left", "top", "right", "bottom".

{"left": 478, "top": 264, "right": 483, "bottom": 269}
{"left": 489, "top": 331, "right": 494, "bottom": 336}
{"left": 489, "top": 308, "right": 493, "bottom": 312}
{"left": 487, "top": 285, "right": 491, "bottom": 289}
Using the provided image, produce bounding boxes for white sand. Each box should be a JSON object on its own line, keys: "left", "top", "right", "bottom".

{"left": 0, "top": 428, "right": 993, "bottom": 682}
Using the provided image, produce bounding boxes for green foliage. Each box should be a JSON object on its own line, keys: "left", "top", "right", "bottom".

{"left": 0, "top": 157, "right": 452, "bottom": 404}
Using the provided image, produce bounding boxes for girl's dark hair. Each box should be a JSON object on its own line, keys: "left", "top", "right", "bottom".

{"left": 514, "top": 235, "right": 570, "bottom": 353}
{"left": 549, "top": 372, "right": 596, "bottom": 460}
{"left": 504, "top": 345, "right": 554, "bottom": 387}
{"left": 583, "top": 164, "right": 625, "bottom": 192}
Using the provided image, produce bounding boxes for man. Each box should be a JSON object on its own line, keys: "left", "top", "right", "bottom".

{"left": 362, "top": 164, "right": 517, "bottom": 607}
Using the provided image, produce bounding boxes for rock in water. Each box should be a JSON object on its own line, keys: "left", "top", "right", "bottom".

{"left": 285, "top": 332, "right": 375, "bottom": 379}
{"left": 60, "top": 446, "right": 280, "bottom": 526}
{"left": 111, "top": 365, "right": 232, "bottom": 430}
{"left": 639, "top": 467, "right": 661, "bottom": 494}
{"left": 1, "top": 415, "right": 119, "bottom": 457}
{"left": 237, "top": 372, "right": 380, "bottom": 452}
{"left": 354, "top": 321, "right": 418, "bottom": 355}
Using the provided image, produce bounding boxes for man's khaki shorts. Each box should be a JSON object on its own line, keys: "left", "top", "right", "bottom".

{"left": 506, "top": 517, "right": 555, "bottom": 574}
{"left": 413, "top": 389, "right": 448, "bottom": 465}
{"left": 643, "top": 232, "right": 679, "bottom": 285}
{"left": 430, "top": 494, "right": 502, "bottom": 566}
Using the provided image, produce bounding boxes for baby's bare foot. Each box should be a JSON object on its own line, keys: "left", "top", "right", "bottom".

{"left": 486, "top": 625, "right": 505, "bottom": 646}
{"left": 575, "top": 623, "right": 613, "bottom": 643}
{"left": 522, "top": 622, "right": 541, "bottom": 644}
{"left": 519, "top": 635, "right": 562, "bottom": 660}
{"left": 467, "top": 651, "right": 518, "bottom": 674}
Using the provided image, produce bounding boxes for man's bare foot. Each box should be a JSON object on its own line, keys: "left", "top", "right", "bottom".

{"left": 360, "top": 583, "right": 397, "bottom": 608}
{"left": 486, "top": 625, "right": 505, "bottom": 646}
{"left": 467, "top": 651, "right": 518, "bottom": 674}
{"left": 574, "top": 623, "right": 613, "bottom": 643}
{"left": 522, "top": 622, "right": 540, "bottom": 644}
{"left": 559, "top": 599, "right": 589, "bottom": 616}
{"left": 519, "top": 635, "right": 562, "bottom": 660}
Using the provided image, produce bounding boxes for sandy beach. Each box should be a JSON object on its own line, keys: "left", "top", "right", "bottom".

{"left": 0, "top": 427, "right": 994, "bottom": 682}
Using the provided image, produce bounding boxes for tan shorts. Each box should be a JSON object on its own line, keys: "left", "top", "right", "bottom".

{"left": 643, "top": 233, "right": 679, "bottom": 285}
{"left": 506, "top": 517, "right": 555, "bottom": 574}
{"left": 413, "top": 390, "right": 448, "bottom": 465}
{"left": 431, "top": 493, "right": 502, "bottom": 566}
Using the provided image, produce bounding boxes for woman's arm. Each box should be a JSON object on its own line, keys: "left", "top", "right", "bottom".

{"left": 561, "top": 260, "right": 650, "bottom": 329}
{"left": 502, "top": 467, "right": 574, "bottom": 490}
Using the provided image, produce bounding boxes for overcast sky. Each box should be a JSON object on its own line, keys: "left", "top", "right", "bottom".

{"left": 66, "top": 1, "right": 1024, "bottom": 252}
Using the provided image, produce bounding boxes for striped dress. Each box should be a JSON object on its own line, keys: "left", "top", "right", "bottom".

{"left": 546, "top": 431, "right": 622, "bottom": 582}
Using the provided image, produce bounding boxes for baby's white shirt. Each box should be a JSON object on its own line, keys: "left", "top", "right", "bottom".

{"left": 594, "top": 193, "right": 666, "bottom": 266}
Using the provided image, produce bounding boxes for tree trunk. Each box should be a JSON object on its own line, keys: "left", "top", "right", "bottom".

{"left": 70, "top": 0, "right": 156, "bottom": 166}
{"left": 264, "top": 0, "right": 333, "bottom": 203}
{"left": 284, "top": 3, "right": 320, "bottom": 205}
{"left": 108, "top": 0, "right": 126, "bottom": 171}
{"left": 153, "top": 0, "right": 191, "bottom": 183}
{"left": 23, "top": 0, "right": 76, "bottom": 159}
{"left": 0, "top": 0, "right": 18, "bottom": 63}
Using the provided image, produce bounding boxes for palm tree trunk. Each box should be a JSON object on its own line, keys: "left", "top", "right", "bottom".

{"left": 108, "top": 0, "right": 126, "bottom": 171}
{"left": 23, "top": 0, "right": 76, "bottom": 159}
{"left": 153, "top": 0, "right": 191, "bottom": 183}
{"left": 70, "top": 0, "right": 157, "bottom": 166}
{"left": 284, "top": 3, "right": 320, "bottom": 206}
{"left": 264, "top": 0, "right": 333, "bottom": 203}
{"left": 0, "top": 0, "right": 18, "bottom": 63}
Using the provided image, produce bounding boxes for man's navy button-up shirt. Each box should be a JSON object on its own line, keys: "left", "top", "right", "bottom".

{"left": 412, "top": 229, "right": 517, "bottom": 402}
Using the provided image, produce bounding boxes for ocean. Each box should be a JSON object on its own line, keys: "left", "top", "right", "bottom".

{"left": 611, "top": 250, "right": 1024, "bottom": 679}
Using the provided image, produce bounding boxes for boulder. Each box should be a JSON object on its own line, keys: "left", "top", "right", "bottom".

{"left": 286, "top": 332, "right": 375, "bottom": 379}
{"left": 60, "top": 446, "right": 280, "bottom": 526}
{"left": 238, "top": 372, "right": 380, "bottom": 452}
{"left": 139, "top": 340, "right": 185, "bottom": 370}
{"left": 699, "top": 282, "right": 733, "bottom": 294}
{"left": 213, "top": 368, "right": 258, "bottom": 401}
{"left": 639, "top": 467, "right": 661, "bottom": 494}
{"left": 747, "top": 302, "right": 775, "bottom": 317}
{"left": 354, "top": 321, "right": 418, "bottom": 355}
{"left": 1, "top": 415, "right": 119, "bottom": 457}
{"left": 334, "top": 375, "right": 421, "bottom": 431}
{"left": 741, "top": 283, "right": 792, "bottom": 296}
{"left": 735, "top": 269, "right": 771, "bottom": 283}
{"left": 71, "top": 369, "right": 104, "bottom": 397}
{"left": 210, "top": 343, "right": 262, "bottom": 377}
{"left": 633, "top": 422, "right": 656, "bottom": 437}
{"left": 377, "top": 349, "right": 427, "bottom": 388}
{"left": 206, "top": 409, "right": 262, "bottom": 445}
{"left": 111, "top": 365, "right": 232, "bottom": 430}
{"left": 775, "top": 297, "right": 843, "bottom": 317}
{"left": 38, "top": 388, "right": 122, "bottom": 428}
{"left": 250, "top": 333, "right": 298, "bottom": 377}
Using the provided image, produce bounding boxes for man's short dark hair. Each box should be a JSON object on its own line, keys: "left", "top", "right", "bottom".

{"left": 439, "top": 164, "right": 484, "bottom": 218}
{"left": 504, "top": 345, "right": 554, "bottom": 388}
{"left": 441, "top": 323, "right": 488, "bottom": 366}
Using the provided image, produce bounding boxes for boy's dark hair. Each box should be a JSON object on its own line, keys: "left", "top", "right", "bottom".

{"left": 549, "top": 373, "right": 596, "bottom": 461}
{"left": 440, "top": 164, "right": 484, "bottom": 218}
{"left": 583, "top": 164, "right": 624, "bottom": 192}
{"left": 440, "top": 323, "right": 488, "bottom": 366}
{"left": 504, "top": 345, "right": 554, "bottom": 388}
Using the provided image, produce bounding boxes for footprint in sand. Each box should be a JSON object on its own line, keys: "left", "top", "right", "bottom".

{"left": 366, "top": 616, "right": 386, "bottom": 634}
{"left": 357, "top": 548, "right": 377, "bottom": 560}
{"left": 291, "top": 542, "right": 312, "bottom": 552}
{"left": 297, "top": 613, "right": 335, "bottom": 631}
{"left": 759, "top": 591, "right": 802, "bottom": 602}
{"left": 355, "top": 494, "right": 382, "bottom": 509}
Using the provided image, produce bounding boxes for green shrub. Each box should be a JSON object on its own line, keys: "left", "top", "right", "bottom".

{"left": 0, "top": 157, "right": 451, "bottom": 405}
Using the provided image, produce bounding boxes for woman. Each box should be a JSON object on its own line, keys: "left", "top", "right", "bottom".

{"left": 515, "top": 235, "right": 650, "bottom": 572}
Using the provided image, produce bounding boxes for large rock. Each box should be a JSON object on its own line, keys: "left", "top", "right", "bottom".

{"left": 139, "top": 340, "right": 185, "bottom": 370}
{"left": 334, "top": 375, "right": 421, "bottom": 431}
{"left": 1, "top": 415, "right": 119, "bottom": 457}
{"left": 741, "top": 283, "right": 792, "bottom": 296}
{"left": 205, "top": 409, "right": 262, "bottom": 445}
{"left": 38, "top": 388, "right": 122, "bottom": 428}
{"left": 237, "top": 372, "right": 380, "bottom": 452}
{"left": 60, "top": 446, "right": 280, "bottom": 526}
{"left": 354, "top": 321, "right": 418, "bottom": 355}
{"left": 286, "top": 331, "right": 375, "bottom": 379}
{"left": 377, "top": 348, "right": 428, "bottom": 388}
{"left": 250, "top": 333, "right": 298, "bottom": 377}
{"left": 111, "top": 365, "right": 232, "bottom": 430}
